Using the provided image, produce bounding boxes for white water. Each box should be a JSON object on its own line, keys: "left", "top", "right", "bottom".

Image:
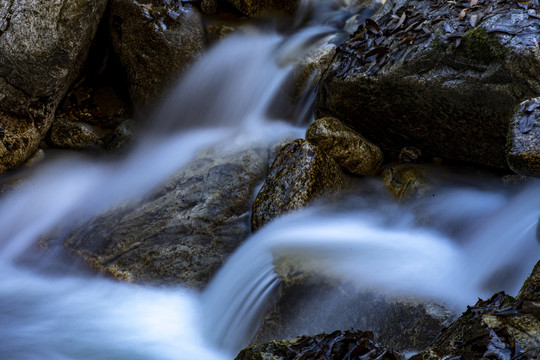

{"left": 1, "top": 1, "right": 539, "bottom": 359}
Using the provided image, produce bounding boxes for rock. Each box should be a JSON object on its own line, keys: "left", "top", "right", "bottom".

{"left": 382, "top": 165, "right": 428, "bottom": 202}
{"left": 0, "top": 0, "right": 109, "bottom": 172}
{"left": 315, "top": 0, "right": 540, "bottom": 169}
{"left": 305, "top": 117, "right": 383, "bottom": 176}
{"left": 399, "top": 147, "right": 422, "bottom": 163}
{"left": 507, "top": 98, "right": 540, "bottom": 177}
{"left": 226, "top": 0, "right": 298, "bottom": 16}
{"left": 48, "top": 118, "right": 103, "bottom": 150}
{"left": 236, "top": 330, "right": 403, "bottom": 360}
{"left": 254, "top": 258, "right": 455, "bottom": 352}
{"left": 518, "top": 260, "right": 540, "bottom": 302}
{"left": 410, "top": 292, "right": 535, "bottom": 360}
{"left": 251, "top": 139, "right": 346, "bottom": 231}
{"left": 104, "top": 119, "right": 134, "bottom": 153}
{"left": 201, "top": 0, "right": 219, "bottom": 15}
{"left": 62, "top": 145, "right": 268, "bottom": 288}
{"left": 109, "top": 0, "right": 205, "bottom": 108}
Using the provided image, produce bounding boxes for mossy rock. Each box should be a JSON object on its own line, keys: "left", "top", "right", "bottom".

{"left": 306, "top": 117, "right": 383, "bottom": 176}
{"left": 382, "top": 165, "right": 428, "bottom": 202}
{"left": 251, "top": 139, "right": 346, "bottom": 231}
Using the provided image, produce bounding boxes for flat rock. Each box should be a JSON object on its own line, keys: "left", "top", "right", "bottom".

{"left": 62, "top": 145, "right": 268, "bottom": 288}
{"left": 251, "top": 139, "right": 346, "bottom": 231}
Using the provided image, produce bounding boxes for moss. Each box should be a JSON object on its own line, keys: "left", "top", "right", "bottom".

{"left": 459, "top": 27, "right": 508, "bottom": 64}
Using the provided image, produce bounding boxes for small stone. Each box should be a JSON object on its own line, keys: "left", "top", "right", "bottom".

{"left": 382, "top": 165, "right": 428, "bottom": 202}
{"left": 251, "top": 139, "right": 346, "bottom": 231}
{"left": 399, "top": 146, "right": 422, "bottom": 163}
{"left": 201, "top": 0, "right": 218, "bottom": 14}
{"left": 306, "top": 117, "right": 383, "bottom": 176}
{"left": 105, "top": 119, "right": 134, "bottom": 153}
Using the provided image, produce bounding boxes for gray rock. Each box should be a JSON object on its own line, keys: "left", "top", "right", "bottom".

{"left": 63, "top": 145, "right": 268, "bottom": 288}
{"left": 0, "top": 0, "right": 108, "bottom": 172}
{"left": 251, "top": 139, "right": 346, "bottom": 231}
{"left": 305, "top": 117, "right": 383, "bottom": 176}
{"left": 507, "top": 98, "right": 540, "bottom": 177}
{"left": 109, "top": 1, "right": 205, "bottom": 109}
{"left": 105, "top": 119, "right": 134, "bottom": 153}
{"left": 315, "top": 0, "right": 540, "bottom": 169}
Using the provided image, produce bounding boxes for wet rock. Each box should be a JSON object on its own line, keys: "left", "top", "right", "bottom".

{"left": 315, "top": 0, "right": 540, "bottom": 169}
{"left": 507, "top": 98, "right": 540, "bottom": 177}
{"left": 251, "top": 139, "right": 346, "bottom": 231}
{"left": 382, "top": 165, "right": 428, "bottom": 202}
{"left": 226, "top": 0, "right": 298, "bottom": 16}
{"left": 201, "top": 0, "right": 219, "bottom": 15}
{"left": 48, "top": 118, "right": 103, "bottom": 150}
{"left": 399, "top": 147, "right": 422, "bottom": 163}
{"left": 255, "top": 258, "right": 455, "bottom": 352}
{"left": 62, "top": 145, "right": 267, "bottom": 288}
{"left": 236, "top": 330, "right": 403, "bottom": 360}
{"left": 104, "top": 119, "right": 134, "bottom": 153}
{"left": 0, "top": 0, "right": 109, "bottom": 172}
{"left": 109, "top": 1, "right": 205, "bottom": 108}
{"left": 410, "top": 292, "right": 535, "bottom": 360}
{"left": 305, "top": 117, "right": 383, "bottom": 176}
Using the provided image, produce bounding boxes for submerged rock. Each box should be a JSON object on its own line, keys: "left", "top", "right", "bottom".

{"left": 507, "top": 98, "right": 540, "bottom": 177}
{"left": 255, "top": 258, "right": 455, "bottom": 352}
{"left": 382, "top": 165, "right": 428, "bottom": 202}
{"left": 315, "top": 0, "right": 540, "bottom": 169}
{"left": 251, "top": 139, "right": 346, "bottom": 231}
{"left": 305, "top": 117, "right": 383, "bottom": 176}
{"left": 48, "top": 118, "right": 102, "bottom": 150}
{"left": 109, "top": 0, "right": 205, "bottom": 108}
{"left": 236, "top": 330, "right": 403, "bottom": 360}
{"left": 0, "top": 0, "right": 108, "bottom": 172}
{"left": 62, "top": 145, "right": 268, "bottom": 288}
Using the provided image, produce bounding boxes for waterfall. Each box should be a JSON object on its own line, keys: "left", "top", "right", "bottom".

{"left": 1, "top": 1, "right": 539, "bottom": 359}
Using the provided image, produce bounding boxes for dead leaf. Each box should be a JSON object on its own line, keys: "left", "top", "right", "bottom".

{"left": 394, "top": 13, "right": 407, "bottom": 30}
{"left": 459, "top": 8, "right": 468, "bottom": 20}
{"left": 519, "top": 113, "right": 535, "bottom": 133}
{"left": 526, "top": 101, "right": 539, "bottom": 112}
{"left": 470, "top": 0, "right": 478, "bottom": 7}
{"left": 399, "top": 35, "right": 416, "bottom": 46}
{"left": 470, "top": 14, "right": 478, "bottom": 27}
{"left": 365, "top": 19, "right": 380, "bottom": 34}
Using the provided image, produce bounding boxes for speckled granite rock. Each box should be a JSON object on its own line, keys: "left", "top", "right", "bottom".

{"left": 251, "top": 139, "right": 346, "bottom": 231}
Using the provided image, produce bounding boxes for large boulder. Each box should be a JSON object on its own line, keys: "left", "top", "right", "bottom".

{"left": 61, "top": 145, "right": 268, "bottom": 288}
{"left": 109, "top": 0, "right": 205, "bottom": 108}
{"left": 315, "top": 0, "right": 540, "bottom": 168}
{"left": 0, "top": 0, "right": 109, "bottom": 172}
{"left": 305, "top": 117, "right": 383, "bottom": 176}
{"left": 236, "top": 330, "right": 403, "bottom": 360}
{"left": 507, "top": 98, "right": 540, "bottom": 177}
{"left": 251, "top": 139, "right": 346, "bottom": 231}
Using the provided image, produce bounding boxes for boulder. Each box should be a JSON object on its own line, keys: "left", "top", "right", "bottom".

{"left": 0, "top": 0, "right": 109, "bottom": 172}
{"left": 315, "top": 0, "right": 540, "bottom": 169}
{"left": 109, "top": 0, "right": 205, "bottom": 108}
{"left": 251, "top": 139, "right": 346, "bottom": 231}
{"left": 507, "top": 98, "right": 540, "bottom": 177}
{"left": 236, "top": 330, "right": 403, "bottom": 360}
{"left": 62, "top": 145, "right": 268, "bottom": 288}
{"left": 305, "top": 117, "right": 383, "bottom": 176}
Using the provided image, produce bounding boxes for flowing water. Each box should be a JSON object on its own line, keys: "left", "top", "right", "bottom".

{"left": 1, "top": 1, "right": 539, "bottom": 359}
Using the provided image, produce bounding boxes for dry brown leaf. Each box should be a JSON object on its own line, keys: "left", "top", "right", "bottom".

{"left": 395, "top": 13, "right": 407, "bottom": 30}
{"left": 470, "top": 0, "right": 478, "bottom": 7}
{"left": 459, "top": 8, "right": 468, "bottom": 20}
